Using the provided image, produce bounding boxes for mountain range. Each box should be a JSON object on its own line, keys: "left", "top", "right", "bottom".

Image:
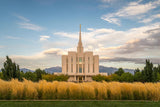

{"left": 20, "top": 65, "right": 134, "bottom": 75}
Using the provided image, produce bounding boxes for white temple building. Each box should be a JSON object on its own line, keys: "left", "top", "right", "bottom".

{"left": 61, "top": 25, "right": 102, "bottom": 82}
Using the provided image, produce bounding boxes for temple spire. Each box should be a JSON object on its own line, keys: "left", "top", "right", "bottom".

{"left": 77, "top": 24, "right": 83, "bottom": 53}
{"left": 79, "top": 24, "right": 82, "bottom": 45}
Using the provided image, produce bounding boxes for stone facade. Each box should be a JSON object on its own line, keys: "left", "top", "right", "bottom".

{"left": 62, "top": 25, "right": 99, "bottom": 82}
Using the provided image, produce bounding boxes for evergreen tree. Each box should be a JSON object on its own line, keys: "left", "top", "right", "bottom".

{"left": 1, "top": 56, "right": 22, "bottom": 81}
{"left": 142, "top": 59, "right": 154, "bottom": 82}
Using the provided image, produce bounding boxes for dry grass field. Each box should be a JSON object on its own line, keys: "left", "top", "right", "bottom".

{"left": 0, "top": 79, "right": 160, "bottom": 101}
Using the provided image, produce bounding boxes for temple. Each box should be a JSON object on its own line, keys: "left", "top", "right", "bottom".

{"left": 62, "top": 25, "right": 99, "bottom": 82}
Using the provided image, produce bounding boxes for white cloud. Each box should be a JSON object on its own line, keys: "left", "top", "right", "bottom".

{"left": 54, "top": 32, "right": 78, "bottom": 39}
{"left": 14, "top": 14, "right": 30, "bottom": 22}
{"left": 18, "top": 22, "right": 44, "bottom": 31}
{"left": 101, "top": 0, "right": 160, "bottom": 25}
{"left": 40, "top": 35, "right": 50, "bottom": 41}
{"left": 0, "top": 48, "right": 64, "bottom": 70}
{"left": 52, "top": 22, "right": 160, "bottom": 59}
{"left": 15, "top": 14, "right": 44, "bottom": 31}
{"left": 139, "top": 14, "right": 160, "bottom": 23}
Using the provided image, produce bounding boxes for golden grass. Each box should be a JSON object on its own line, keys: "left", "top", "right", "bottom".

{"left": 0, "top": 79, "right": 160, "bottom": 100}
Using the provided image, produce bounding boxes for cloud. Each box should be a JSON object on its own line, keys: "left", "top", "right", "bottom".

{"left": 139, "top": 14, "right": 160, "bottom": 23}
{"left": 43, "top": 48, "right": 67, "bottom": 55}
{"left": 3, "top": 21, "right": 160, "bottom": 69}
{"left": 53, "top": 32, "right": 78, "bottom": 39}
{"left": 101, "top": 0, "right": 160, "bottom": 25}
{"left": 100, "top": 57, "right": 160, "bottom": 64}
{"left": 51, "top": 22, "right": 160, "bottom": 66}
{"left": 115, "top": 27, "right": 160, "bottom": 55}
{"left": 14, "top": 14, "right": 30, "bottom": 22}
{"left": 53, "top": 23, "right": 160, "bottom": 50}
{"left": 18, "top": 22, "right": 44, "bottom": 31}
{"left": 15, "top": 14, "right": 44, "bottom": 31}
{"left": 6, "top": 36, "right": 20, "bottom": 40}
{"left": 0, "top": 48, "right": 65, "bottom": 70}
{"left": 40, "top": 35, "right": 50, "bottom": 41}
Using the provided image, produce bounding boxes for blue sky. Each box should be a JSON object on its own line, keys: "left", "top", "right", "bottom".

{"left": 0, "top": 0, "right": 160, "bottom": 70}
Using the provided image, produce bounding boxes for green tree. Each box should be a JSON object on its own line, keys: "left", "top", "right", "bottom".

{"left": 152, "top": 67, "right": 158, "bottom": 82}
{"left": 42, "top": 74, "right": 68, "bottom": 82}
{"left": 24, "top": 71, "right": 37, "bottom": 82}
{"left": 55, "top": 74, "right": 69, "bottom": 81}
{"left": 142, "top": 59, "right": 153, "bottom": 82}
{"left": 134, "top": 68, "right": 140, "bottom": 74}
{"left": 110, "top": 74, "right": 120, "bottom": 81}
{"left": 115, "top": 68, "right": 124, "bottom": 76}
{"left": 1, "top": 56, "right": 22, "bottom": 81}
{"left": 157, "top": 65, "right": 160, "bottom": 73}
{"left": 134, "top": 72, "right": 142, "bottom": 82}
{"left": 120, "top": 72, "right": 134, "bottom": 82}
{"left": 0, "top": 72, "right": 3, "bottom": 79}
{"left": 35, "top": 69, "right": 46, "bottom": 81}
{"left": 157, "top": 73, "right": 160, "bottom": 82}
{"left": 92, "top": 74, "right": 107, "bottom": 82}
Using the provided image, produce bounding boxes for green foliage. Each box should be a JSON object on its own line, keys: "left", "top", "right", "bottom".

{"left": 0, "top": 72, "right": 3, "bottom": 79}
{"left": 54, "top": 74, "right": 68, "bottom": 81}
{"left": 1, "top": 56, "right": 23, "bottom": 81}
{"left": 157, "top": 73, "right": 160, "bottom": 82}
{"left": 115, "top": 68, "right": 124, "bottom": 76}
{"left": 35, "top": 68, "right": 46, "bottom": 81}
{"left": 109, "top": 74, "right": 120, "bottom": 81}
{"left": 42, "top": 74, "right": 68, "bottom": 81}
{"left": 120, "top": 72, "right": 134, "bottom": 82}
{"left": 92, "top": 74, "right": 108, "bottom": 82}
{"left": 134, "top": 72, "right": 142, "bottom": 82}
{"left": 142, "top": 60, "right": 153, "bottom": 82}
{"left": 24, "top": 71, "right": 37, "bottom": 82}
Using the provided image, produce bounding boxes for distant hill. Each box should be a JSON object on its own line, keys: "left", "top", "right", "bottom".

{"left": 44, "top": 66, "right": 62, "bottom": 74}
{"left": 99, "top": 66, "right": 118, "bottom": 75}
{"left": 20, "top": 68, "right": 34, "bottom": 73}
{"left": 99, "top": 65, "right": 134, "bottom": 75}
{"left": 17, "top": 66, "right": 135, "bottom": 75}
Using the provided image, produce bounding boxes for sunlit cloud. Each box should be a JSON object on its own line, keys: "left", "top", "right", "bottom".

{"left": 40, "top": 35, "right": 50, "bottom": 41}
{"left": 101, "top": 0, "right": 160, "bottom": 25}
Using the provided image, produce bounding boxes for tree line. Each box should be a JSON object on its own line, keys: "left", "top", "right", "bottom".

{"left": 0, "top": 56, "right": 68, "bottom": 82}
{"left": 1, "top": 56, "right": 160, "bottom": 82}
{"left": 92, "top": 59, "right": 160, "bottom": 82}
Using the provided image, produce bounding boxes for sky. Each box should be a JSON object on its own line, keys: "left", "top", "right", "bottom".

{"left": 0, "top": 0, "right": 160, "bottom": 70}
